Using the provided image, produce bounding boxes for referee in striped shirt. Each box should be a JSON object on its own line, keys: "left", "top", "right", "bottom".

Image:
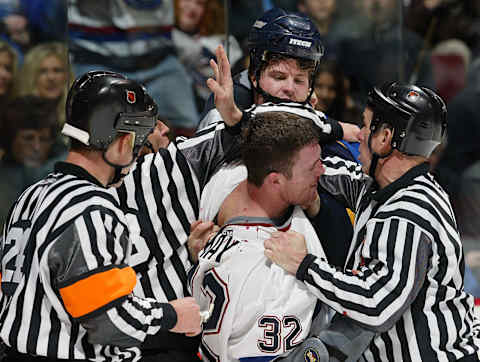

{"left": 265, "top": 82, "right": 480, "bottom": 361}
{"left": 0, "top": 71, "right": 201, "bottom": 361}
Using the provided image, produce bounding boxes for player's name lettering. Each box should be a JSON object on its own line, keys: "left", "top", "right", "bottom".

{"left": 200, "top": 230, "right": 240, "bottom": 263}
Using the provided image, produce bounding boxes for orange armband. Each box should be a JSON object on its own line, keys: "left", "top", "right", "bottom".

{"left": 59, "top": 266, "right": 136, "bottom": 318}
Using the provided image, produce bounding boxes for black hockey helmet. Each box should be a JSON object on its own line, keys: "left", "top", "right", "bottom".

{"left": 247, "top": 8, "right": 324, "bottom": 103}
{"left": 63, "top": 71, "right": 157, "bottom": 155}
{"left": 367, "top": 82, "right": 447, "bottom": 158}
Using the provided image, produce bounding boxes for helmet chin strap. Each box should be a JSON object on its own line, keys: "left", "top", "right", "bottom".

{"left": 367, "top": 132, "right": 393, "bottom": 179}
{"left": 102, "top": 146, "right": 140, "bottom": 187}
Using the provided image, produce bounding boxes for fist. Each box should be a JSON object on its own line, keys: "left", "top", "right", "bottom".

{"left": 169, "top": 297, "right": 202, "bottom": 336}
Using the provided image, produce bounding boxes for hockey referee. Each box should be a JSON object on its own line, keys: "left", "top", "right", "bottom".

{"left": 0, "top": 71, "right": 201, "bottom": 361}
{"left": 265, "top": 82, "right": 480, "bottom": 361}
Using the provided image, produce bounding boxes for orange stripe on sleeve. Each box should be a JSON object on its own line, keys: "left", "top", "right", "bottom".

{"left": 346, "top": 208, "right": 356, "bottom": 226}
{"left": 59, "top": 266, "right": 136, "bottom": 318}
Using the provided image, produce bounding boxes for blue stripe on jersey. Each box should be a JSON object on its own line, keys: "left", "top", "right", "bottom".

{"left": 239, "top": 357, "right": 277, "bottom": 362}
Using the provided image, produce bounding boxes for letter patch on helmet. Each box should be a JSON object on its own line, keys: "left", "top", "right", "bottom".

{"left": 289, "top": 38, "right": 311, "bottom": 48}
{"left": 126, "top": 90, "right": 136, "bottom": 104}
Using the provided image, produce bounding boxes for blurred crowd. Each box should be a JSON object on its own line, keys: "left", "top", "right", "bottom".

{"left": 0, "top": 0, "right": 480, "bottom": 291}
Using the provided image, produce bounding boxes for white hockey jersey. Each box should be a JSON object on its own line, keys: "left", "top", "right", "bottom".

{"left": 188, "top": 207, "right": 327, "bottom": 361}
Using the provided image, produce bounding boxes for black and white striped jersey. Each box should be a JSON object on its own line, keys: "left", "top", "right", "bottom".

{"left": 297, "top": 156, "right": 480, "bottom": 361}
{"left": 0, "top": 162, "right": 175, "bottom": 361}
{"left": 114, "top": 142, "right": 201, "bottom": 303}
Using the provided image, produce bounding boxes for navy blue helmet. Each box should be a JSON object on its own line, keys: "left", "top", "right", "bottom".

{"left": 247, "top": 8, "right": 324, "bottom": 103}
{"left": 247, "top": 8, "right": 324, "bottom": 77}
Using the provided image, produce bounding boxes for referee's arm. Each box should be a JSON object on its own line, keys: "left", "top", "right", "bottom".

{"left": 296, "top": 216, "right": 432, "bottom": 332}
{"left": 47, "top": 210, "right": 182, "bottom": 347}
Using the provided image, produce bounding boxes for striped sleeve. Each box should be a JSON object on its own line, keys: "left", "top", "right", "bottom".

{"left": 297, "top": 212, "right": 432, "bottom": 332}
{"left": 319, "top": 156, "right": 367, "bottom": 211}
{"left": 48, "top": 208, "right": 176, "bottom": 346}
{"left": 115, "top": 142, "right": 201, "bottom": 301}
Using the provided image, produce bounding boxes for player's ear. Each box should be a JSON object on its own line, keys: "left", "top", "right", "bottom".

{"left": 118, "top": 132, "right": 135, "bottom": 151}
{"left": 265, "top": 171, "right": 283, "bottom": 188}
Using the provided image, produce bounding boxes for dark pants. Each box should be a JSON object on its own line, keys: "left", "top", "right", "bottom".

{"left": 140, "top": 331, "right": 201, "bottom": 362}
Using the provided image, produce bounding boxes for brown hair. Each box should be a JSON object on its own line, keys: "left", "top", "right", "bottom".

{"left": 0, "top": 41, "right": 18, "bottom": 103}
{"left": 174, "top": 0, "right": 225, "bottom": 36}
{"left": 0, "top": 96, "right": 57, "bottom": 154}
{"left": 241, "top": 111, "right": 319, "bottom": 187}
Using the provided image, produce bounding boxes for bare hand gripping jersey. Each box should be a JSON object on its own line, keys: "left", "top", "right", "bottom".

{"left": 189, "top": 207, "right": 327, "bottom": 362}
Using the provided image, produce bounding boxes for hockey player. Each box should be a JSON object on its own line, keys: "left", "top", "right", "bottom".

{"left": 189, "top": 110, "right": 329, "bottom": 361}
{"left": 197, "top": 7, "right": 359, "bottom": 143}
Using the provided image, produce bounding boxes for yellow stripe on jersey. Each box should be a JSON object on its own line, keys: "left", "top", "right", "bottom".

{"left": 346, "top": 208, "right": 356, "bottom": 226}
{"left": 60, "top": 266, "right": 136, "bottom": 318}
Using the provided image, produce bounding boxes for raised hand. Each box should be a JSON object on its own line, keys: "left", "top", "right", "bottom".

{"left": 206, "top": 45, "right": 243, "bottom": 126}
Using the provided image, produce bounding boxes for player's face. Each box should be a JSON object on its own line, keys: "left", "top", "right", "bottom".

{"left": 282, "top": 143, "right": 324, "bottom": 207}
{"left": 256, "top": 59, "right": 310, "bottom": 103}
{"left": 314, "top": 71, "right": 336, "bottom": 112}
{"left": 12, "top": 128, "right": 53, "bottom": 167}
{"left": 36, "top": 55, "right": 68, "bottom": 100}
{"left": 177, "top": 0, "right": 207, "bottom": 33}
{"left": 0, "top": 51, "right": 13, "bottom": 96}
{"left": 358, "top": 107, "right": 374, "bottom": 174}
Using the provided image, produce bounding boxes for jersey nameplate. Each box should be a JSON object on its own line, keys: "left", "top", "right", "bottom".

{"left": 200, "top": 229, "right": 240, "bottom": 263}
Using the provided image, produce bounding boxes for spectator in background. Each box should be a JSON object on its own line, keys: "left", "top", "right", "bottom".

{"left": 297, "top": 0, "right": 347, "bottom": 60}
{"left": 0, "top": 96, "right": 66, "bottom": 226}
{"left": 228, "top": 0, "right": 298, "bottom": 50}
{"left": 335, "top": 0, "right": 435, "bottom": 102}
{"left": 405, "top": 0, "right": 480, "bottom": 57}
{"left": 172, "top": 0, "right": 243, "bottom": 113}
{"left": 0, "top": 6, "right": 31, "bottom": 62}
{"left": 431, "top": 38, "right": 471, "bottom": 102}
{"left": 0, "top": 0, "right": 66, "bottom": 51}
{"left": 0, "top": 40, "right": 17, "bottom": 112}
{"left": 68, "top": 0, "right": 200, "bottom": 137}
{"left": 17, "top": 42, "right": 73, "bottom": 127}
{"left": 313, "top": 60, "right": 363, "bottom": 129}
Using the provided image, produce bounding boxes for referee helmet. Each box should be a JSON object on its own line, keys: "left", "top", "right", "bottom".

{"left": 63, "top": 71, "right": 157, "bottom": 156}
{"left": 367, "top": 82, "right": 447, "bottom": 158}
